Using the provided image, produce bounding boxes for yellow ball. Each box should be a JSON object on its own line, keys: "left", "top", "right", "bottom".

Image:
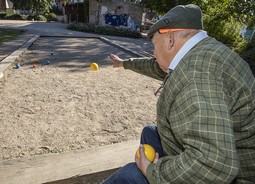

{"left": 136, "top": 144, "right": 156, "bottom": 163}
{"left": 90, "top": 63, "right": 99, "bottom": 71}
{"left": 33, "top": 58, "right": 39, "bottom": 62}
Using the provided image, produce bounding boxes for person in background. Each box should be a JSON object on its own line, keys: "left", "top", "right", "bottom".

{"left": 103, "top": 4, "right": 255, "bottom": 184}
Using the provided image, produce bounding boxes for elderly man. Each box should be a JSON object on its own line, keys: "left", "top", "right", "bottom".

{"left": 103, "top": 4, "right": 255, "bottom": 184}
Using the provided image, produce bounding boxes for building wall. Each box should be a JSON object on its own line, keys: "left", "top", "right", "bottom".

{"left": 0, "top": 0, "right": 6, "bottom": 11}
{"left": 0, "top": 0, "right": 14, "bottom": 13}
{"left": 89, "top": 0, "right": 143, "bottom": 31}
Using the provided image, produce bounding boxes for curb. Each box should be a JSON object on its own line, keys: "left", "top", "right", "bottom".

{"left": 0, "top": 35, "right": 40, "bottom": 79}
{"left": 99, "top": 37, "right": 145, "bottom": 57}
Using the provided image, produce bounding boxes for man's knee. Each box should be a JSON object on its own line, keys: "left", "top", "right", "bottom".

{"left": 141, "top": 124, "right": 157, "bottom": 136}
{"left": 103, "top": 163, "right": 147, "bottom": 184}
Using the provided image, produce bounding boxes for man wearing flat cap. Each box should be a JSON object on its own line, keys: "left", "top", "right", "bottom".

{"left": 103, "top": 4, "right": 255, "bottom": 184}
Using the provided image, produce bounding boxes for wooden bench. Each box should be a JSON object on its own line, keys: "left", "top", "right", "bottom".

{"left": 0, "top": 140, "right": 139, "bottom": 184}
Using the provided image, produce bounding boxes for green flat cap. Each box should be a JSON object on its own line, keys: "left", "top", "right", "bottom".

{"left": 147, "top": 4, "right": 203, "bottom": 39}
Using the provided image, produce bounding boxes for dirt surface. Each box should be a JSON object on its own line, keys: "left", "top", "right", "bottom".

{"left": 0, "top": 37, "right": 159, "bottom": 161}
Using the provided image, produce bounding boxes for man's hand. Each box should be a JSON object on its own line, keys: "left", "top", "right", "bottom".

{"left": 108, "top": 54, "right": 124, "bottom": 68}
{"left": 135, "top": 144, "right": 159, "bottom": 176}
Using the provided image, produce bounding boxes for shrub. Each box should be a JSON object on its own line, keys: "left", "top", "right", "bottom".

{"left": 203, "top": 14, "right": 255, "bottom": 58}
{"left": 68, "top": 22, "right": 96, "bottom": 32}
{"left": 27, "top": 14, "right": 47, "bottom": 21}
{"left": 68, "top": 22, "right": 142, "bottom": 38}
{"left": 6, "top": 13, "right": 23, "bottom": 20}
{"left": 45, "top": 13, "right": 57, "bottom": 22}
{"left": 27, "top": 14, "right": 35, "bottom": 20}
{"left": 97, "top": 25, "right": 142, "bottom": 38}
{"left": 35, "top": 15, "right": 47, "bottom": 21}
{"left": 203, "top": 14, "right": 243, "bottom": 48}
{"left": 0, "top": 12, "right": 7, "bottom": 19}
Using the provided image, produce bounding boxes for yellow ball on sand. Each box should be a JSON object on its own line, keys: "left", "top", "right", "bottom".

{"left": 90, "top": 62, "right": 99, "bottom": 71}
{"left": 33, "top": 58, "right": 39, "bottom": 62}
{"left": 136, "top": 144, "right": 156, "bottom": 163}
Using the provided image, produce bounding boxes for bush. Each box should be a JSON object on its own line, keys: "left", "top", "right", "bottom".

{"left": 45, "top": 13, "right": 57, "bottom": 22}
{"left": 203, "top": 14, "right": 242, "bottom": 48}
{"left": 0, "top": 12, "right": 7, "bottom": 19}
{"left": 95, "top": 26, "right": 142, "bottom": 38}
{"left": 5, "top": 13, "right": 23, "bottom": 20}
{"left": 27, "top": 14, "right": 35, "bottom": 20}
{"left": 68, "top": 22, "right": 142, "bottom": 38}
{"left": 35, "top": 15, "right": 47, "bottom": 21}
{"left": 27, "top": 14, "right": 47, "bottom": 21}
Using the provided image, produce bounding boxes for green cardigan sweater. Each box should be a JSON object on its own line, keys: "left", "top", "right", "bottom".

{"left": 123, "top": 37, "right": 255, "bottom": 184}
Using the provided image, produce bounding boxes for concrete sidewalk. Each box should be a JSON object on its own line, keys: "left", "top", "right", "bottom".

{"left": 0, "top": 20, "right": 154, "bottom": 79}
{"left": 0, "top": 20, "right": 153, "bottom": 60}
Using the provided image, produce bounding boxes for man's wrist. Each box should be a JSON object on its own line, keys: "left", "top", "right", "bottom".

{"left": 123, "top": 59, "right": 130, "bottom": 69}
{"left": 146, "top": 163, "right": 157, "bottom": 183}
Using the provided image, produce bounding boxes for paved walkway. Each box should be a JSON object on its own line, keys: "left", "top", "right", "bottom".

{"left": 0, "top": 20, "right": 154, "bottom": 79}
{"left": 0, "top": 20, "right": 154, "bottom": 62}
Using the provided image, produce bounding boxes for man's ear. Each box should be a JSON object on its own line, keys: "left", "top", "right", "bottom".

{"left": 168, "top": 31, "right": 174, "bottom": 50}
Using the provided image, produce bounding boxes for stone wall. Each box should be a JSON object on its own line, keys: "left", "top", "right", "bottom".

{"left": 89, "top": 0, "right": 143, "bottom": 31}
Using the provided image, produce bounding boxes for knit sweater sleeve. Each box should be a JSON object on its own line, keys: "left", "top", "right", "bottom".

{"left": 123, "top": 57, "right": 166, "bottom": 81}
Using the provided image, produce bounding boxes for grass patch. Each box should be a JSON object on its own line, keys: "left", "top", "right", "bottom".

{"left": 0, "top": 28, "right": 24, "bottom": 43}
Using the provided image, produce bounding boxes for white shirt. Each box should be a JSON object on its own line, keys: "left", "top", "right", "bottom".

{"left": 168, "top": 31, "right": 208, "bottom": 72}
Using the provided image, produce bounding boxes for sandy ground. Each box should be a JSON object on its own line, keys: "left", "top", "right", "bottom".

{"left": 0, "top": 37, "right": 160, "bottom": 161}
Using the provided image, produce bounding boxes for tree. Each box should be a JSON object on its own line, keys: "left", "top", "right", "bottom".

{"left": 230, "top": 0, "right": 255, "bottom": 22}
{"left": 201, "top": 0, "right": 255, "bottom": 24}
{"left": 137, "top": 0, "right": 204, "bottom": 14}
{"left": 11, "top": 0, "right": 53, "bottom": 14}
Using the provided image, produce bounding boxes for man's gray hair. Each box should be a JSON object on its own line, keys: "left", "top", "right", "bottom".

{"left": 174, "top": 29, "right": 201, "bottom": 39}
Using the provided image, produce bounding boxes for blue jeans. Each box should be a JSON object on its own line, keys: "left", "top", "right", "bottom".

{"left": 102, "top": 124, "right": 164, "bottom": 184}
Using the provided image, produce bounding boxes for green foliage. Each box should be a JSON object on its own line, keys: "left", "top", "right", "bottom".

{"left": 203, "top": 15, "right": 242, "bottom": 47}
{"left": 45, "top": 13, "right": 57, "bottom": 22}
{"left": 36, "top": 14, "right": 47, "bottom": 21}
{"left": 200, "top": 0, "right": 254, "bottom": 54}
{"left": 27, "top": 14, "right": 36, "bottom": 20}
{"left": 0, "top": 28, "right": 24, "bottom": 43}
{"left": 50, "top": 6, "right": 62, "bottom": 15}
{"left": 11, "top": 0, "right": 53, "bottom": 14}
{"left": 247, "top": 18, "right": 255, "bottom": 30}
{"left": 68, "top": 22, "right": 142, "bottom": 38}
{"left": 5, "top": 14, "right": 23, "bottom": 20}
{"left": 95, "top": 26, "right": 142, "bottom": 38}
{"left": 68, "top": 22, "right": 96, "bottom": 32}
{"left": 139, "top": 0, "right": 204, "bottom": 14}
{"left": 0, "top": 12, "right": 7, "bottom": 19}
{"left": 229, "top": 0, "right": 255, "bottom": 22}
{"left": 27, "top": 14, "right": 47, "bottom": 21}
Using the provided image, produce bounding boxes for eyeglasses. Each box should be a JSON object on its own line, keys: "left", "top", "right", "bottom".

{"left": 154, "top": 70, "right": 173, "bottom": 96}
{"left": 154, "top": 83, "right": 164, "bottom": 96}
{"left": 158, "top": 28, "right": 192, "bottom": 34}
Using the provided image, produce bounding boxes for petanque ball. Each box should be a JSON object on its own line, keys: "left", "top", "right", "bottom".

{"left": 16, "top": 63, "right": 20, "bottom": 69}
{"left": 90, "top": 63, "right": 99, "bottom": 71}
